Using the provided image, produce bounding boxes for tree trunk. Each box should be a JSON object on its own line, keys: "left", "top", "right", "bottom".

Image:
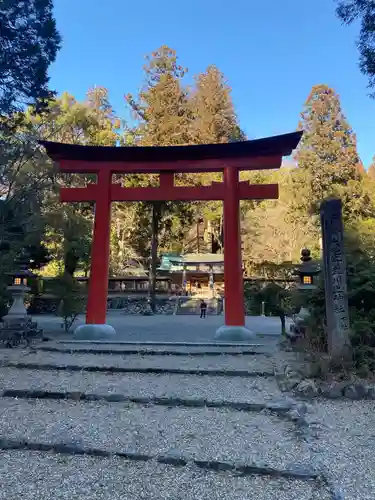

{"left": 64, "top": 251, "right": 78, "bottom": 278}
{"left": 149, "top": 202, "right": 161, "bottom": 313}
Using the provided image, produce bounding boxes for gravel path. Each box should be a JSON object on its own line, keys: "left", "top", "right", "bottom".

{"left": 0, "top": 451, "right": 328, "bottom": 500}
{"left": 0, "top": 368, "right": 283, "bottom": 403}
{"left": 0, "top": 350, "right": 275, "bottom": 372}
{"left": 4, "top": 337, "right": 366, "bottom": 499}
{"left": 0, "top": 398, "right": 309, "bottom": 468}
{"left": 310, "top": 400, "right": 375, "bottom": 500}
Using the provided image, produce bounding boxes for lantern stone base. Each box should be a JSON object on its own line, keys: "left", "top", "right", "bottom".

{"left": 287, "top": 307, "right": 310, "bottom": 340}
{"left": 214, "top": 324, "right": 255, "bottom": 342}
{"left": 5, "top": 284, "right": 30, "bottom": 320}
{"left": 74, "top": 324, "right": 116, "bottom": 340}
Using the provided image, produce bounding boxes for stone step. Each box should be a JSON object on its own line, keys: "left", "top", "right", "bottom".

{"left": 0, "top": 367, "right": 283, "bottom": 405}
{"left": 54, "top": 339, "right": 280, "bottom": 351}
{"left": 35, "top": 343, "right": 273, "bottom": 356}
{"left": 0, "top": 398, "right": 310, "bottom": 471}
{"left": 0, "top": 388, "right": 295, "bottom": 416}
{"left": 0, "top": 350, "right": 276, "bottom": 376}
{"left": 56, "top": 340, "right": 276, "bottom": 346}
{"left": 0, "top": 450, "right": 330, "bottom": 500}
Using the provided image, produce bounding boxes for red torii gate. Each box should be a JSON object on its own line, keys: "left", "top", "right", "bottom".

{"left": 41, "top": 131, "right": 302, "bottom": 340}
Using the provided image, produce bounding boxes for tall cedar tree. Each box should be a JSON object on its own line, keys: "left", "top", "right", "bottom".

{"left": 126, "top": 46, "right": 192, "bottom": 146}
{"left": 293, "top": 84, "right": 363, "bottom": 219}
{"left": 191, "top": 65, "right": 243, "bottom": 144}
{"left": 125, "top": 46, "right": 194, "bottom": 311}
{"left": 337, "top": 0, "right": 375, "bottom": 91}
{"left": 0, "top": 0, "right": 61, "bottom": 116}
{"left": 190, "top": 65, "right": 244, "bottom": 252}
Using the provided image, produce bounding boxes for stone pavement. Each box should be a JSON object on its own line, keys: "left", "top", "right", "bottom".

{"left": 35, "top": 313, "right": 289, "bottom": 342}
{"left": 0, "top": 318, "right": 372, "bottom": 499}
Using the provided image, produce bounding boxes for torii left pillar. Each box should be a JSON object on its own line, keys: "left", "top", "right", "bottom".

{"left": 74, "top": 170, "right": 116, "bottom": 340}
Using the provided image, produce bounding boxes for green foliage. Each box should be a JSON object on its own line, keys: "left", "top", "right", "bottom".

{"left": 125, "top": 46, "right": 196, "bottom": 309}
{"left": 5, "top": 33, "right": 375, "bottom": 377}
{"left": 191, "top": 65, "right": 241, "bottom": 144}
{"left": 243, "top": 282, "right": 263, "bottom": 315}
{"left": 0, "top": 0, "right": 61, "bottom": 115}
{"left": 261, "top": 283, "right": 294, "bottom": 319}
{"left": 368, "top": 158, "right": 375, "bottom": 179}
{"left": 126, "top": 46, "right": 193, "bottom": 147}
{"left": 53, "top": 274, "right": 85, "bottom": 332}
{"left": 284, "top": 83, "right": 375, "bottom": 370}
{"left": 293, "top": 84, "right": 364, "bottom": 221}
{"left": 124, "top": 48, "right": 245, "bottom": 308}
{"left": 337, "top": 0, "right": 375, "bottom": 91}
{"left": 244, "top": 261, "right": 297, "bottom": 333}
{"left": 1, "top": 45, "right": 249, "bottom": 288}
{"left": 304, "top": 232, "right": 375, "bottom": 370}
{"left": 300, "top": 283, "right": 328, "bottom": 351}
{"left": 345, "top": 238, "right": 375, "bottom": 367}
{"left": 25, "top": 88, "right": 121, "bottom": 277}
{"left": 189, "top": 64, "right": 244, "bottom": 252}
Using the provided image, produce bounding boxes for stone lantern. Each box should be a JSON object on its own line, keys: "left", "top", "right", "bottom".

{"left": 3, "top": 266, "right": 35, "bottom": 324}
{"left": 0, "top": 258, "right": 42, "bottom": 347}
{"left": 288, "top": 249, "right": 321, "bottom": 340}
{"left": 295, "top": 249, "right": 321, "bottom": 291}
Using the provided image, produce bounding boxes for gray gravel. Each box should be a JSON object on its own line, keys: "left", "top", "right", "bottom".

{"left": 310, "top": 400, "right": 375, "bottom": 500}
{"left": 0, "top": 398, "right": 309, "bottom": 468}
{"left": 0, "top": 451, "right": 328, "bottom": 500}
{"left": 0, "top": 367, "right": 283, "bottom": 403}
{"left": 0, "top": 349, "right": 275, "bottom": 372}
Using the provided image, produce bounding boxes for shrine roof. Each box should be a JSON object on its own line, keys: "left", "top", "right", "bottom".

{"left": 40, "top": 131, "right": 302, "bottom": 164}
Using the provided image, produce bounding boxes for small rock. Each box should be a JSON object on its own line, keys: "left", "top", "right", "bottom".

{"left": 332, "top": 488, "right": 345, "bottom": 500}
{"left": 267, "top": 399, "right": 293, "bottom": 412}
{"left": 343, "top": 384, "right": 368, "bottom": 400}
{"left": 367, "top": 386, "right": 375, "bottom": 400}
{"left": 294, "top": 379, "right": 319, "bottom": 398}
{"left": 321, "top": 382, "right": 345, "bottom": 399}
{"left": 278, "top": 337, "right": 289, "bottom": 347}
{"left": 69, "top": 391, "right": 82, "bottom": 401}
{"left": 295, "top": 402, "right": 309, "bottom": 416}
{"left": 279, "top": 377, "right": 301, "bottom": 392}
{"left": 287, "top": 404, "right": 309, "bottom": 421}
{"left": 287, "top": 408, "right": 300, "bottom": 421}
{"left": 285, "top": 464, "right": 316, "bottom": 479}
{"left": 284, "top": 365, "right": 300, "bottom": 378}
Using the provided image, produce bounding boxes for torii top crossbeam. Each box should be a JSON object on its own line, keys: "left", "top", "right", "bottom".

{"left": 42, "top": 131, "right": 301, "bottom": 172}
{"left": 41, "top": 131, "right": 302, "bottom": 339}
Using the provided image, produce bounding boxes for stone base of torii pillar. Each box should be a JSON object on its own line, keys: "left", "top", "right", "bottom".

{"left": 214, "top": 324, "right": 255, "bottom": 341}
{"left": 74, "top": 324, "right": 116, "bottom": 340}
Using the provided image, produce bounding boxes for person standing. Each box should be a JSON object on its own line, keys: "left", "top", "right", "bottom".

{"left": 200, "top": 299, "right": 207, "bottom": 319}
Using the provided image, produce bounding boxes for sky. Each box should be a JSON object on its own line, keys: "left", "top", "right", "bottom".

{"left": 50, "top": 0, "right": 375, "bottom": 167}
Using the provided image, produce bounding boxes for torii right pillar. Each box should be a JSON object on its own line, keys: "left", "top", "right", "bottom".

{"left": 215, "top": 166, "right": 251, "bottom": 341}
